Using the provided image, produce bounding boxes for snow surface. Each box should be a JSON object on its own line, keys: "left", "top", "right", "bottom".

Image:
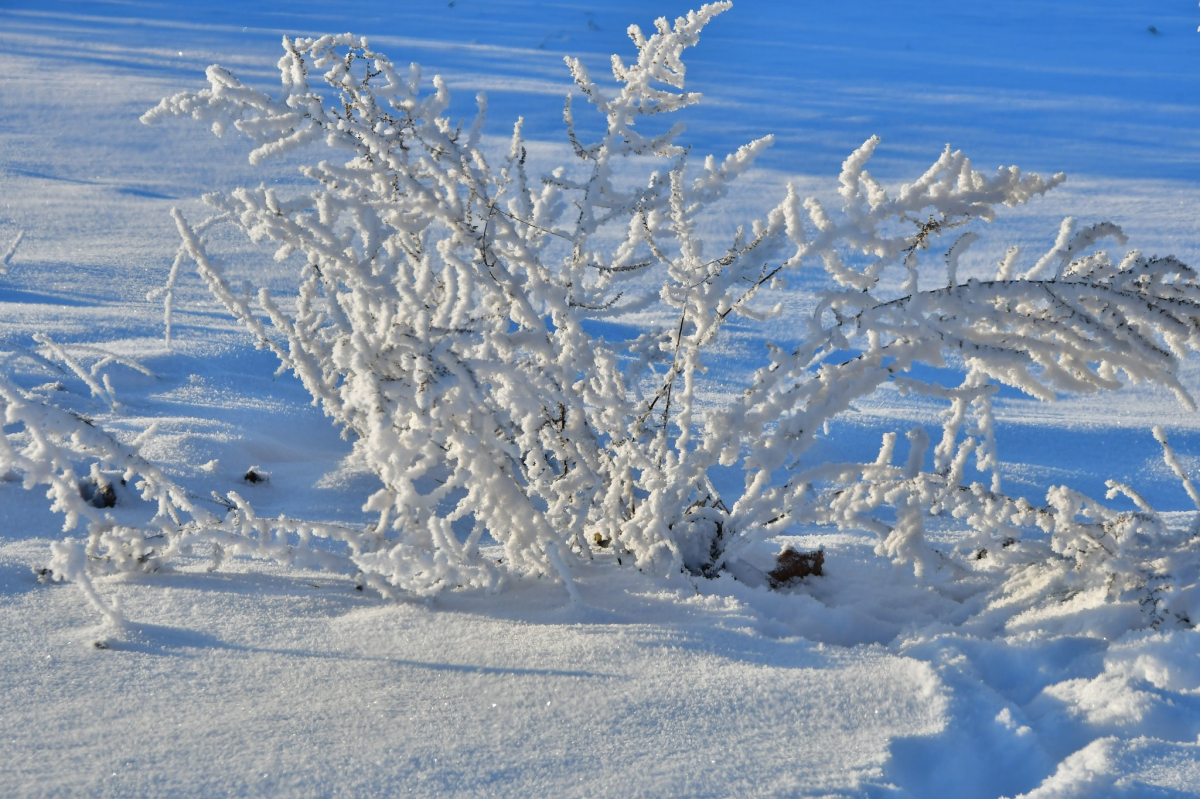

{"left": 4, "top": 1, "right": 1200, "bottom": 796}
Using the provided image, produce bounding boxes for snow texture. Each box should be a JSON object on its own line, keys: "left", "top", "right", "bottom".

{"left": 4, "top": 1, "right": 1200, "bottom": 796}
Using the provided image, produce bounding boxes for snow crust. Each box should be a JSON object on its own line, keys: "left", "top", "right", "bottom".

{"left": 4, "top": 1, "right": 1200, "bottom": 796}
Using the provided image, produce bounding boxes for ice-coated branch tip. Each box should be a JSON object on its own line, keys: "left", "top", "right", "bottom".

{"left": 1, "top": 229, "right": 23, "bottom": 268}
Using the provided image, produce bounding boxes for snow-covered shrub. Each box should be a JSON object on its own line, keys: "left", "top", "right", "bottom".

{"left": 0, "top": 342, "right": 376, "bottom": 627}
{"left": 129, "top": 2, "right": 1200, "bottom": 605}
{"left": 7, "top": 2, "right": 1200, "bottom": 626}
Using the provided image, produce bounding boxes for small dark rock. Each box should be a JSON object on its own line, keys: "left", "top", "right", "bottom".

{"left": 768, "top": 547, "right": 824, "bottom": 587}
{"left": 243, "top": 468, "right": 268, "bottom": 484}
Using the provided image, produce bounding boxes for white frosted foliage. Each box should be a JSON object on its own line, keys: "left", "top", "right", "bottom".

{"left": 4, "top": 3, "right": 1197, "bottom": 633}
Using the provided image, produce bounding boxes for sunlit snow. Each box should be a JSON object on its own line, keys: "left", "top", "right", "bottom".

{"left": 3, "top": 2, "right": 1200, "bottom": 796}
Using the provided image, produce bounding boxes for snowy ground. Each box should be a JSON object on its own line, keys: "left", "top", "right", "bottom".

{"left": 4, "top": 1, "right": 1200, "bottom": 796}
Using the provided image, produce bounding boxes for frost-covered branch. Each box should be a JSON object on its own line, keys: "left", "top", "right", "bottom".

{"left": 1, "top": 229, "right": 23, "bottom": 271}
{"left": 120, "top": 2, "right": 1200, "bottom": 613}
{"left": 0, "top": 339, "right": 395, "bottom": 626}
